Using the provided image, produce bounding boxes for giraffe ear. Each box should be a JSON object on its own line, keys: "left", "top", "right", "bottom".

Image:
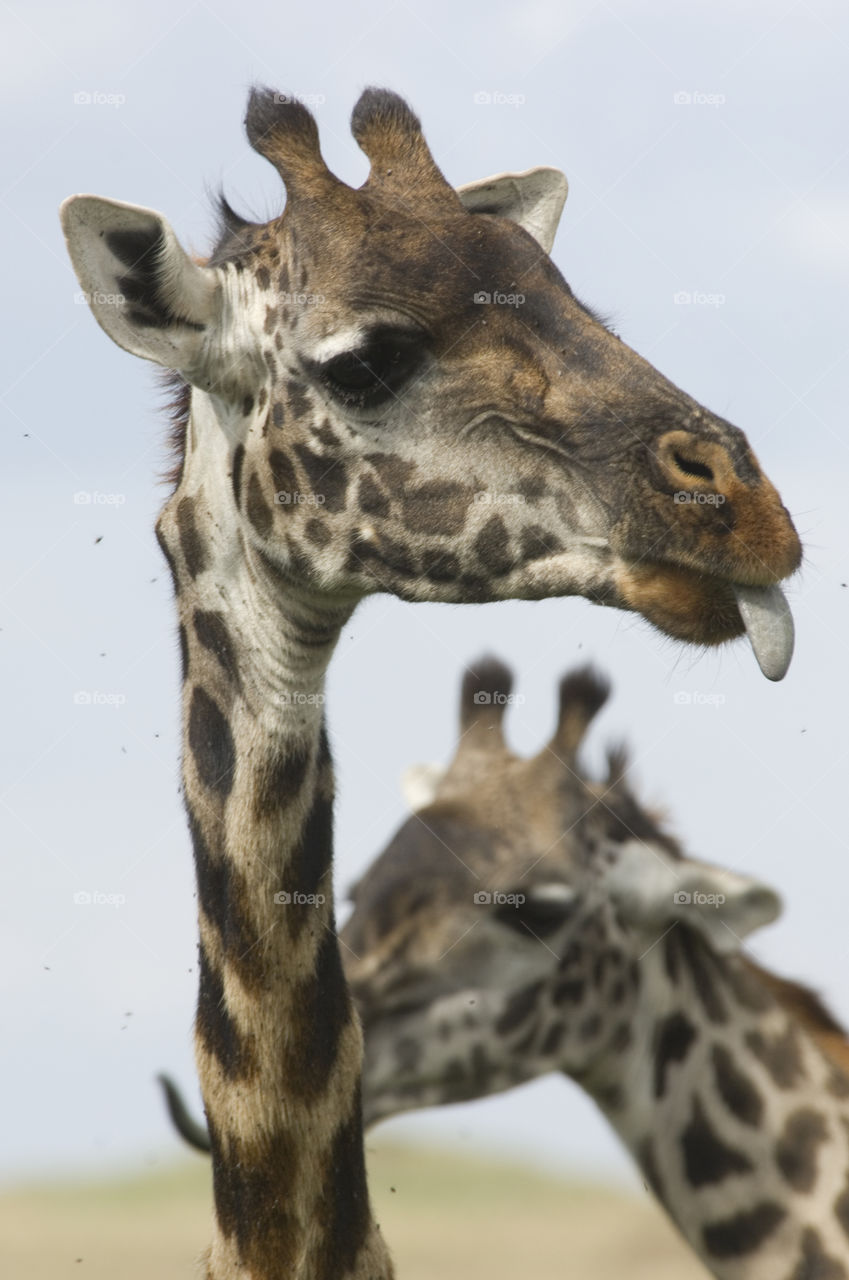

{"left": 609, "top": 842, "right": 782, "bottom": 955}
{"left": 457, "top": 167, "right": 568, "bottom": 254}
{"left": 60, "top": 195, "right": 221, "bottom": 380}
{"left": 400, "top": 762, "right": 447, "bottom": 811}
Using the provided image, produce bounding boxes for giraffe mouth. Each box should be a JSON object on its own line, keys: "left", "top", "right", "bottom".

{"left": 372, "top": 533, "right": 796, "bottom": 679}
{"left": 606, "top": 552, "right": 795, "bottom": 680}
{"left": 514, "top": 541, "right": 796, "bottom": 679}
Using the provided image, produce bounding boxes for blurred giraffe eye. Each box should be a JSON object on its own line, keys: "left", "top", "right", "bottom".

{"left": 493, "top": 885, "right": 577, "bottom": 939}
{"left": 315, "top": 329, "right": 425, "bottom": 410}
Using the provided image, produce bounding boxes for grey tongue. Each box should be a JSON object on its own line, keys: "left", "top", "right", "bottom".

{"left": 732, "top": 584, "right": 794, "bottom": 681}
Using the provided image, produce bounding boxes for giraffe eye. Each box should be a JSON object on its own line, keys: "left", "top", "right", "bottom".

{"left": 315, "top": 330, "right": 424, "bottom": 410}
{"left": 493, "top": 885, "right": 578, "bottom": 939}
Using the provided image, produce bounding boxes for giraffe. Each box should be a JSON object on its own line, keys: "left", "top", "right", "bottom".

{"left": 338, "top": 658, "right": 849, "bottom": 1280}
{"left": 60, "top": 84, "right": 801, "bottom": 1279}
{"left": 159, "top": 658, "right": 849, "bottom": 1279}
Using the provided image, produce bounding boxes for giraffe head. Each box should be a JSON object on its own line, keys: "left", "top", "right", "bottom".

{"left": 341, "top": 657, "right": 782, "bottom": 1126}
{"left": 61, "top": 87, "right": 799, "bottom": 674}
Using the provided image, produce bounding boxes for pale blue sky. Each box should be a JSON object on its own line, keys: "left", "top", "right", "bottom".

{"left": 3, "top": 0, "right": 849, "bottom": 1188}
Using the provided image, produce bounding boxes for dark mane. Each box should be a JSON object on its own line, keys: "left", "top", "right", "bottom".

{"left": 746, "top": 959, "right": 849, "bottom": 1081}
{"left": 159, "top": 371, "right": 192, "bottom": 490}
{"left": 160, "top": 192, "right": 261, "bottom": 491}
{"left": 207, "top": 192, "right": 260, "bottom": 267}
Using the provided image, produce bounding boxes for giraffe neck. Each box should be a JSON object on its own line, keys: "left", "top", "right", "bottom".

{"left": 159, "top": 411, "right": 391, "bottom": 1279}
{"left": 583, "top": 930, "right": 849, "bottom": 1280}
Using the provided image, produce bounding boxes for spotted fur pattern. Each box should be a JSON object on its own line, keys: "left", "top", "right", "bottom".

{"left": 65, "top": 77, "right": 802, "bottom": 1280}
{"left": 339, "top": 661, "right": 849, "bottom": 1280}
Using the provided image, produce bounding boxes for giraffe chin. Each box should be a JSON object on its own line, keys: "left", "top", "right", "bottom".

{"left": 615, "top": 561, "right": 794, "bottom": 680}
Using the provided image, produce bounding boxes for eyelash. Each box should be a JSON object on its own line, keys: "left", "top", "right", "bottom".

{"left": 494, "top": 895, "right": 577, "bottom": 939}
{"left": 314, "top": 332, "right": 425, "bottom": 410}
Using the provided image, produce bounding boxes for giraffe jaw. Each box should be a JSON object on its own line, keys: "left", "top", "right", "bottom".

{"left": 516, "top": 543, "right": 795, "bottom": 679}
{"left": 593, "top": 553, "right": 795, "bottom": 679}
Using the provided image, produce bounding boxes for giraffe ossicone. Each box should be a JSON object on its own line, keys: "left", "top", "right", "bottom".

{"left": 62, "top": 84, "right": 802, "bottom": 1279}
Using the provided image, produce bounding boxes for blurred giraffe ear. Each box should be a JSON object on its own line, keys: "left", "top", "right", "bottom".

{"left": 401, "top": 763, "right": 447, "bottom": 811}
{"left": 608, "top": 842, "right": 782, "bottom": 955}
{"left": 60, "top": 195, "right": 221, "bottom": 380}
{"left": 457, "top": 168, "right": 568, "bottom": 254}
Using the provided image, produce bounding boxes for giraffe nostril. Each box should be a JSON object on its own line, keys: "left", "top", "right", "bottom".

{"left": 673, "top": 450, "right": 715, "bottom": 483}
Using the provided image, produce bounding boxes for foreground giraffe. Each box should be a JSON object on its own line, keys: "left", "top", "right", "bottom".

{"left": 62, "top": 85, "right": 800, "bottom": 1279}
{"left": 342, "top": 660, "right": 849, "bottom": 1280}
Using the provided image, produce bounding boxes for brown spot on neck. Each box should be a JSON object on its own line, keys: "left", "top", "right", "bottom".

{"left": 681, "top": 1095, "right": 754, "bottom": 1187}
{"left": 246, "top": 471, "right": 273, "bottom": 537}
{"left": 775, "top": 1108, "right": 829, "bottom": 1193}
{"left": 176, "top": 494, "right": 208, "bottom": 578}
{"left": 745, "top": 1022, "right": 806, "bottom": 1090}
